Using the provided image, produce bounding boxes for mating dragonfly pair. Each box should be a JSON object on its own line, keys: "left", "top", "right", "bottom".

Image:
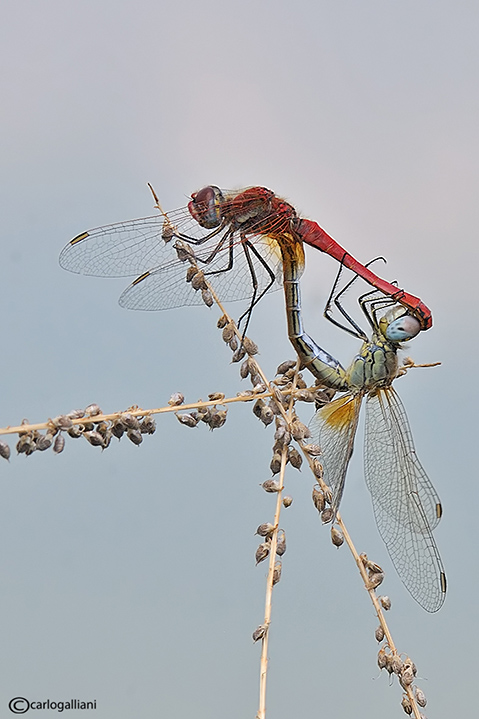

{"left": 60, "top": 185, "right": 446, "bottom": 612}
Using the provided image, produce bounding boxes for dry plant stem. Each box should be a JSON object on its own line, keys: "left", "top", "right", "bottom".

{"left": 0, "top": 394, "right": 275, "bottom": 437}
{"left": 257, "top": 362, "right": 301, "bottom": 719}
{"left": 257, "top": 448, "right": 287, "bottom": 719}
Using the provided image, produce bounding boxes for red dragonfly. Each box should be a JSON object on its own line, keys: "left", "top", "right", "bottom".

{"left": 59, "top": 185, "right": 432, "bottom": 331}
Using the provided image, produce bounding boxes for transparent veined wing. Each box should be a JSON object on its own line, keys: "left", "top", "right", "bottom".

{"left": 310, "top": 393, "right": 362, "bottom": 514}
{"left": 364, "top": 388, "right": 446, "bottom": 612}
{"left": 118, "top": 232, "right": 284, "bottom": 311}
{"left": 60, "top": 210, "right": 285, "bottom": 310}
{"left": 59, "top": 208, "right": 197, "bottom": 277}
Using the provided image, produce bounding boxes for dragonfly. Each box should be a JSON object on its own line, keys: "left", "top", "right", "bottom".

{"left": 283, "top": 249, "right": 446, "bottom": 611}
{"left": 59, "top": 185, "right": 432, "bottom": 333}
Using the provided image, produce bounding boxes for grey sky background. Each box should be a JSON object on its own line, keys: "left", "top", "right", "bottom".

{"left": 0, "top": 1, "right": 477, "bottom": 716}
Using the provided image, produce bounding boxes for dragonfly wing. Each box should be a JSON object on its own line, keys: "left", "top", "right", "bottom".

{"left": 365, "top": 388, "right": 443, "bottom": 529}
{"left": 119, "top": 233, "right": 284, "bottom": 311}
{"left": 310, "top": 393, "right": 362, "bottom": 514}
{"left": 364, "top": 389, "right": 446, "bottom": 612}
{"left": 59, "top": 208, "right": 200, "bottom": 278}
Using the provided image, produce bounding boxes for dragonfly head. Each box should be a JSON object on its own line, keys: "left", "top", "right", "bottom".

{"left": 380, "top": 308, "right": 421, "bottom": 343}
{"left": 189, "top": 186, "right": 225, "bottom": 229}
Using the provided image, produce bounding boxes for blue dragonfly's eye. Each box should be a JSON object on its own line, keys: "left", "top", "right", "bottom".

{"left": 386, "top": 315, "right": 421, "bottom": 342}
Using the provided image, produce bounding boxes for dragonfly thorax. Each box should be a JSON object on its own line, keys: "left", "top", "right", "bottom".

{"left": 346, "top": 335, "right": 399, "bottom": 392}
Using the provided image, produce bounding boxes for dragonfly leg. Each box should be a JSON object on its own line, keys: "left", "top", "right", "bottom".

{"left": 323, "top": 258, "right": 387, "bottom": 340}
{"left": 236, "top": 238, "right": 277, "bottom": 335}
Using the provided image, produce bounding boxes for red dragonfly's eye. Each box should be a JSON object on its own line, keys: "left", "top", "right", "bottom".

{"left": 188, "top": 186, "right": 224, "bottom": 229}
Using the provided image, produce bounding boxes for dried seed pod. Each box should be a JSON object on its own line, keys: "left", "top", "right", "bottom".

{"left": 0, "top": 441, "right": 11, "bottom": 461}
{"left": 271, "top": 385, "right": 287, "bottom": 406}
{"left": 127, "top": 429, "right": 143, "bottom": 445}
{"left": 253, "top": 399, "right": 265, "bottom": 418}
{"left": 360, "top": 555, "right": 384, "bottom": 574}
{"left": 303, "top": 443, "right": 321, "bottom": 456}
{"left": 231, "top": 346, "right": 246, "bottom": 363}
{"left": 270, "top": 453, "right": 283, "bottom": 475}
{"left": 296, "top": 377, "right": 307, "bottom": 389}
{"left": 252, "top": 382, "right": 267, "bottom": 394}
{"left": 228, "top": 335, "right": 238, "bottom": 351}
{"left": 84, "top": 403, "right": 102, "bottom": 417}
{"left": 67, "top": 425, "right": 83, "bottom": 439}
{"left": 276, "top": 530, "right": 286, "bottom": 556}
{"left": 208, "top": 392, "right": 225, "bottom": 402}
{"left": 207, "top": 410, "right": 227, "bottom": 430}
{"left": 51, "top": 415, "right": 73, "bottom": 431}
{"left": 404, "top": 657, "right": 417, "bottom": 676}
{"left": 379, "top": 595, "right": 392, "bottom": 611}
{"left": 330, "top": 526, "right": 344, "bottom": 547}
{"left": 295, "top": 389, "right": 316, "bottom": 402}
{"left": 217, "top": 314, "right": 228, "bottom": 328}
{"left": 95, "top": 421, "right": 110, "bottom": 438}
{"left": 375, "top": 625, "right": 385, "bottom": 642}
{"left": 185, "top": 265, "right": 199, "bottom": 282}
{"left": 176, "top": 413, "right": 199, "bottom": 428}
{"left": 168, "top": 392, "right": 185, "bottom": 406}
{"left": 255, "top": 543, "right": 270, "bottom": 565}
{"left": 272, "top": 561, "right": 282, "bottom": 585}
{"left": 312, "top": 459, "right": 324, "bottom": 479}
{"left": 414, "top": 687, "right": 427, "bottom": 708}
{"left": 377, "top": 647, "right": 387, "bottom": 671}
{"left": 291, "top": 420, "right": 311, "bottom": 441}
{"left": 242, "top": 336, "right": 258, "bottom": 355}
{"left": 53, "top": 434, "right": 65, "bottom": 454}
{"left": 391, "top": 655, "right": 404, "bottom": 675}
{"left": 256, "top": 523, "right": 275, "bottom": 537}
{"left": 196, "top": 406, "right": 212, "bottom": 423}
{"left": 111, "top": 419, "right": 126, "bottom": 438}
{"left": 82, "top": 421, "right": 94, "bottom": 432}
{"left": 66, "top": 409, "right": 85, "bottom": 420}
{"left": 267, "top": 399, "right": 282, "bottom": 415}
{"left": 240, "top": 358, "right": 252, "bottom": 379}
{"left": 312, "top": 485, "right": 326, "bottom": 513}
{"left": 201, "top": 288, "right": 213, "bottom": 307}
{"left": 262, "top": 479, "right": 281, "bottom": 493}
{"left": 35, "top": 433, "right": 53, "bottom": 451}
{"left": 400, "top": 666, "right": 415, "bottom": 688}
{"left": 252, "top": 625, "right": 267, "bottom": 642}
{"left": 260, "top": 406, "right": 274, "bottom": 426}
{"left": 368, "top": 571, "right": 385, "bottom": 589}
{"left": 401, "top": 695, "right": 413, "bottom": 715}
{"left": 174, "top": 240, "right": 195, "bottom": 261}
{"left": 161, "top": 218, "right": 176, "bottom": 242}
{"left": 274, "top": 425, "right": 291, "bottom": 447}
{"left": 191, "top": 270, "right": 207, "bottom": 291}
{"left": 121, "top": 413, "right": 140, "bottom": 430}
{"left": 222, "top": 322, "right": 235, "bottom": 343}
{"left": 140, "top": 416, "right": 156, "bottom": 434}
{"left": 288, "top": 447, "right": 302, "bottom": 470}
{"left": 83, "top": 431, "right": 105, "bottom": 447}
{"left": 276, "top": 360, "right": 296, "bottom": 375}
{"left": 384, "top": 653, "right": 394, "bottom": 675}
{"left": 321, "top": 508, "right": 334, "bottom": 524}
{"left": 314, "top": 389, "right": 335, "bottom": 407}
{"left": 237, "top": 390, "right": 254, "bottom": 398}
{"left": 282, "top": 496, "right": 293, "bottom": 508}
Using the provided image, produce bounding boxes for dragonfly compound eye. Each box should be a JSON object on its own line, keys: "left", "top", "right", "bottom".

{"left": 385, "top": 315, "right": 421, "bottom": 342}
{"left": 188, "top": 185, "right": 224, "bottom": 228}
